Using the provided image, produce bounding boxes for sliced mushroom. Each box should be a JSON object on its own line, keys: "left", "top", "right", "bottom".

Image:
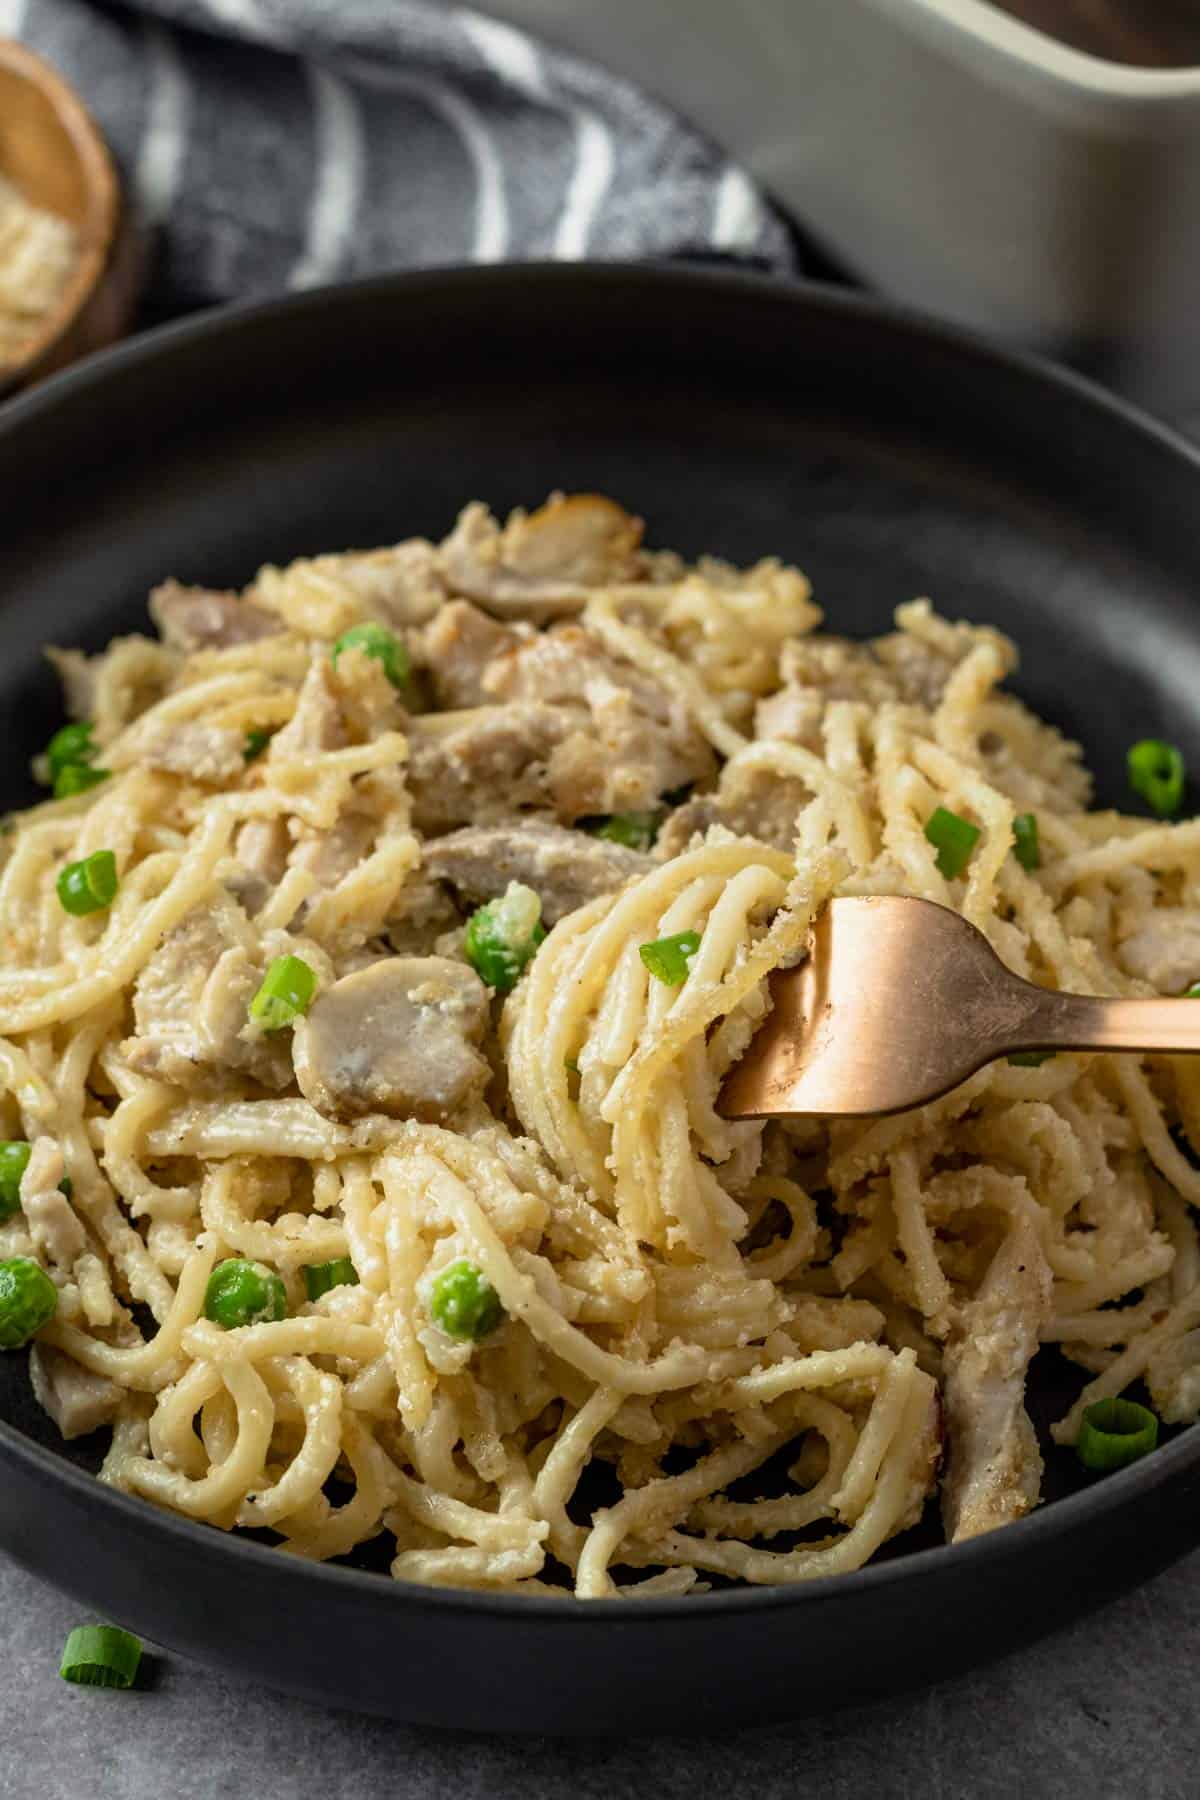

{"left": 293, "top": 956, "right": 490, "bottom": 1123}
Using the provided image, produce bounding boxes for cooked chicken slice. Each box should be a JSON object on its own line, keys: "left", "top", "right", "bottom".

{"left": 270, "top": 656, "right": 348, "bottom": 756}
{"left": 654, "top": 794, "right": 721, "bottom": 858}
{"left": 405, "top": 704, "right": 571, "bottom": 835}
{"left": 871, "top": 631, "right": 962, "bottom": 710}
{"left": 421, "top": 600, "right": 522, "bottom": 709}
{"left": 437, "top": 494, "right": 644, "bottom": 621}
{"left": 407, "top": 697, "right": 707, "bottom": 837}
{"left": 19, "top": 1137, "right": 85, "bottom": 1269}
{"left": 330, "top": 644, "right": 406, "bottom": 741}
{"left": 424, "top": 820, "right": 651, "bottom": 926}
{"left": 480, "top": 622, "right": 666, "bottom": 713}
{"left": 47, "top": 638, "right": 175, "bottom": 739}
{"left": 545, "top": 698, "right": 714, "bottom": 820}
{"left": 149, "top": 579, "right": 282, "bottom": 653}
{"left": 655, "top": 770, "right": 808, "bottom": 857}
{"left": 29, "top": 1343, "right": 121, "bottom": 1440}
{"left": 141, "top": 721, "right": 246, "bottom": 785}
{"left": 45, "top": 646, "right": 99, "bottom": 721}
{"left": 317, "top": 540, "right": 446, "bottom": 629}
{"left": 1118, "top": 909, "right": 1200, "bottom": 994}
{"left": 768, "top": 634, "right": 958, "bottom": 745}
{"left": 891, "top": 1374, "right": 944, "bottom": 1539}
{"left": 384, "top": 873, "right": 463, "bottom": 956}
{"left": 290, "top": 813, "right": 375, "bottom": 889}
{"left": 753, "top": 686, "right": 824, "bottom": 748}
{"left": 1146, "top": 1328, "right": 1200, "bottom": 1424}
{"left": 123, "top": 901, "right": 292, "bottom": 1092}
{"left": 940, "top": 1213, "right": 1052, "bottom": 1544}
{"left": 293, "top": 956, "right": 489, "bottom": 1123}
{"left": 228, "top": 817, "right": 291, "bottom": 915}
{"left": 483, "top": 623, "right": 715, "bottom": 809}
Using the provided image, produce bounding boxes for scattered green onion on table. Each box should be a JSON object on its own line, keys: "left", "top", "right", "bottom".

{"left": 59, "top": 1625, "right": 143, "bottom": 1690}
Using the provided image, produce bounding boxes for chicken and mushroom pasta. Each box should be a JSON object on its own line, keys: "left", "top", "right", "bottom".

{"left": 1, "top": 491, "right": 1196, "bottom": 1596}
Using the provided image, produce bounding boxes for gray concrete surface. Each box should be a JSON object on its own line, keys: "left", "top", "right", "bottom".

{"left": 4, "top": 1543, "right": 1196, "bottom": 1799}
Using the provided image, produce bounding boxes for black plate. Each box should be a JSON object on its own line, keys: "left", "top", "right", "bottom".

{"left": 2, "top": 265, "right": 1200, "bottom": 1733}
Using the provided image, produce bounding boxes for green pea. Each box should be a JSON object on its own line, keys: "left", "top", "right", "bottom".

{"left": 0, "top": 1258, "right": 58, "bottom": 1350}
{"left": 429, "top": 1260, "right": 504, "bottom": 1342}
{"left": 203, "top": 1259, "right": 288, "bottom": 1329}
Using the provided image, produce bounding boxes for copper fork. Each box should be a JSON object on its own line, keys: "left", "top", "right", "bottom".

{"left": 719, "top": 895, "right": 1200, "bottom": 1120}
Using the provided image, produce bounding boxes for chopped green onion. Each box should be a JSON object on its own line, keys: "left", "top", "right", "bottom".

{"left": 45, "top": 721, "right": 97, "bottom": 780}
{"left": 58, "top": 1174, "right": 72, "bottom": 1200}
{"left": 54, "top": 763, "right": 110, "bottom": 800}
{"left": 564, "top": 1056, "right": 580, "bottom": 1075}
{"left": 639, "top": 930, "right": 701, "bottom": 986}
{"left": 464, "top": 883, "right": 546, "bottom": 993}
{"left": 0, "top": 1141, "right": 31, "bottom": 1221}
{"left": 924, "top": 806, "right": 981, "bottom": 880}
{"left": 303, "top": 1258, "right": 359, "bottom": 1302}
{"left": 1008, "top": 1051, "right": 1054, "bottom": 1068}
{"left": 56, "top": 849, "right": 118, "bottom": 917}
{"left": 0, "top": 1257, "right": 58, "bottom": 1349}
{"left": 1076, "top": 1397, "right": 1158, "bottom": 1472}
{"left": 330, "top": 622, "right": 409, "bottom": 690}
{"left": 1012, "top": 812, "right": 1040, "bottom": 872}
{"left": 1127, "top": 739, "right": 1185, "bottom": 818}
{"left": 248, "top": 955, "right": 317, "bottom": 1032}
{"left": 243, "top": 728, "right": 273, "bottom": 762}
{"left": 1186, "top": 984, "right": 1200, "bottom": 999}
{"left": 584, "top": 812, "right": 660, "bottom": 851}
{"left": 429, "top": 1259, "right": 504, "bottom": 1342}
{"left": 203, "top": 1259, "right": 287, "bottom": 1329}
{"left": 59, "top": 1625, "right": 142, "bottom": 1690}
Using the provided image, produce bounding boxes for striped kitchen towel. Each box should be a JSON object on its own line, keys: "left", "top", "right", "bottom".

{"left": 2, "top": 0, "right": 796, "bottom": 310}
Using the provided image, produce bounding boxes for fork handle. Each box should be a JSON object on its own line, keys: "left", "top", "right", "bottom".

{"left": 1015, "top": 989, "right": 1200, "bottom": 1057}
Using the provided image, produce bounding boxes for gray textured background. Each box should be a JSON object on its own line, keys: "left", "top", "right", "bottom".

{"left": 4, "top": 1544, "right": 1197, "bottom": 1799}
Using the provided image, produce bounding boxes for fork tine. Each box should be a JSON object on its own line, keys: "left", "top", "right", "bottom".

{"left": 719, "top": 896, "right": 1027, "bottom": 1119}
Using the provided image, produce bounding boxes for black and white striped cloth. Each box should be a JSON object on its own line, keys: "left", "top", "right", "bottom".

{"left": 3, "top": 0, "right": 796, "bottom": 311}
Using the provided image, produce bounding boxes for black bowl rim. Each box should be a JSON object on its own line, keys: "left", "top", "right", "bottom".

{"left": 2, "top": 259, "right": 1199, "bottom": 1624}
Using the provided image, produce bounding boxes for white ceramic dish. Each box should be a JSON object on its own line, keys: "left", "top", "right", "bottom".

{"left": 486, "top": 0, "right": 1200, "bottom": 415}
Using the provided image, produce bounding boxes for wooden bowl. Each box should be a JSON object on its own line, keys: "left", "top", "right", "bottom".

{"left": 0, "top": 39, "right": 141, "bottom": 397}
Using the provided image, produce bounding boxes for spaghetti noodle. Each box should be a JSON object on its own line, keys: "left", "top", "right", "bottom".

{"left": 2, "top": 491, "right": 1197, "bottom": 1596}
